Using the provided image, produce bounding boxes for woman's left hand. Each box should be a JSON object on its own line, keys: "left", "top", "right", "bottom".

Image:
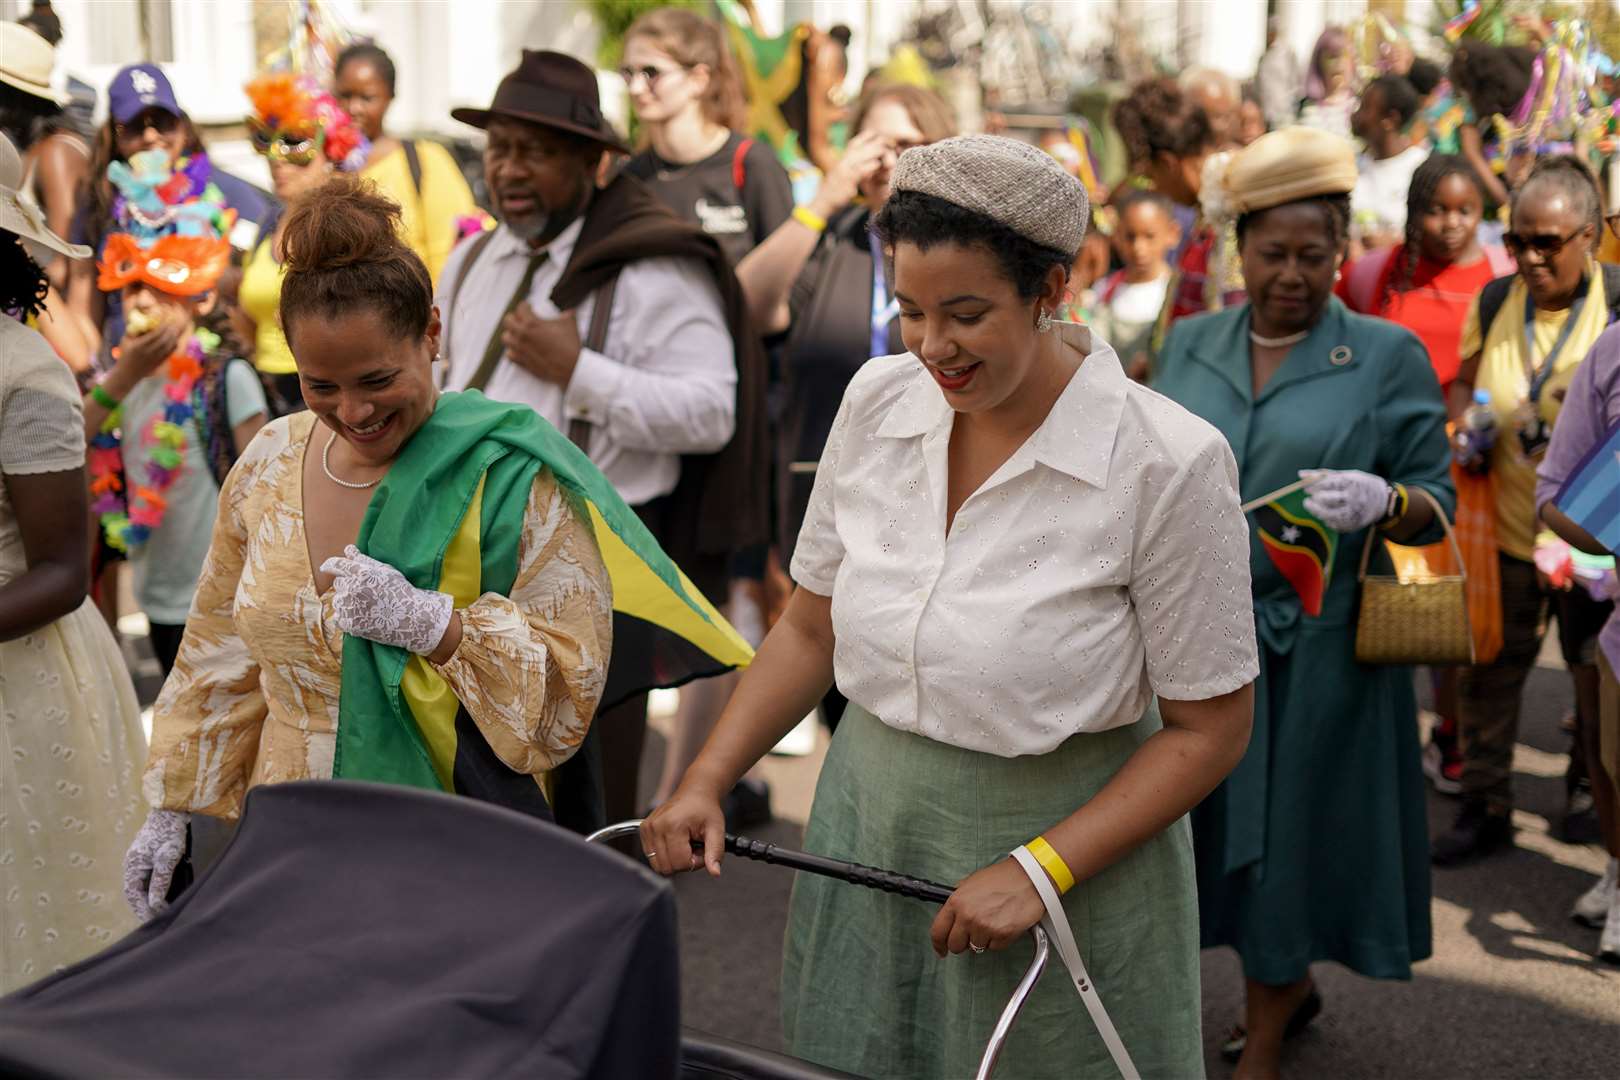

{"left": 320, "top": 545, "right": 454, "bottom": 655}
{"left": 929, "top": 858, "right": 1047, "bottom": 957}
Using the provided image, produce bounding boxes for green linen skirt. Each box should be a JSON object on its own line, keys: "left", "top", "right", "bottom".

{"left": 782, "top": 703, "right": 1204, "bottom": 1079}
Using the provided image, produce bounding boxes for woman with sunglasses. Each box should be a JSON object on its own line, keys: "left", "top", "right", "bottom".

{"left": 1434, "top": 155, "right": 1619, "bottom": 866}
{"left": 620, "top": 8, "right": 793, "bottom": 272}
{"left": 332, "top": 42, "right": 479, "bottom": 284}
{"left": 617, "top": 7, "right": 796, "bottom": 825}
{"left": 237, "top": 73, "right": 369, "bottom": 413}
{"left": 67, "top": 64, "right": 270, "bottom": 362}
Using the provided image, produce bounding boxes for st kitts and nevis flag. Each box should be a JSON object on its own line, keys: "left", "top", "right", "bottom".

{"left": 1251, "top": 487, "right": 1338, "bottom": 616}
{"left": 1552, "top": 418, "right": 1620, "bottom": 553}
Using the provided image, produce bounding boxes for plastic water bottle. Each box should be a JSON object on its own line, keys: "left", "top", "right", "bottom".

{"left": 1454, "top": 388, "right": 1497, "bottom": 473}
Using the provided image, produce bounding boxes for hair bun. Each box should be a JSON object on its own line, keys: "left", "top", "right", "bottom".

{"left": 279, "top": 176, "right": 407, "bottom": 274}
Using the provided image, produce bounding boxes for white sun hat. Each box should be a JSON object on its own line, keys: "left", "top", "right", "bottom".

{"left": 1, "top": 133, "right": 91, "bottom": 263}
{"left": 0, "top": 23, "right": 69, "bottom": 107}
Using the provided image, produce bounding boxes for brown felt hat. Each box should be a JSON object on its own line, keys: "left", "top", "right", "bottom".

{"left": 451, "top": 50, "right": 628, "bottom": 154}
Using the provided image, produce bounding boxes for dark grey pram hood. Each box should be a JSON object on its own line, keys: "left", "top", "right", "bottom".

{"left": 0, "top": 780, "right": 680, "bottom": 1079}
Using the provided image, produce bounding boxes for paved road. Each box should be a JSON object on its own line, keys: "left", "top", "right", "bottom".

{"left": 127, "top": 624, "right": 1618, "bottom": 1076}
{"left": 645, "top": 662, "right": 1620, "bottom": 1079}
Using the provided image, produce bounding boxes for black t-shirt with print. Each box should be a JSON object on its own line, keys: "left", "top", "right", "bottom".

{"left": 624, "top": 133, "right": 794, "bottom": 268}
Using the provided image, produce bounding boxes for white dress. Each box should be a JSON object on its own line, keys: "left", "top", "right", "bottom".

{"left": 0, "top": 317, "right": 145, "bottom": 993}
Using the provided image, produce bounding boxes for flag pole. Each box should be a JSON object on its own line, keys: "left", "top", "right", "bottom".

{"left": 1241, "top": 479, "right": 1309, "bottom": 514}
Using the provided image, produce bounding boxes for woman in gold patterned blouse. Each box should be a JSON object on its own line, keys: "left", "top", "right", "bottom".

{"left": 122, "top": 179, "right": 614, "bottom": 921}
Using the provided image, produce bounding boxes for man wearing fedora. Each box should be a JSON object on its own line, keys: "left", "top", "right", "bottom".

{"left": 440, "top": 49, "right": 769, "bottom": 830}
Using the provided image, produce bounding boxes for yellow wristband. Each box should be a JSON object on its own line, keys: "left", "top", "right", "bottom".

{"left": 1025, "top": 835, "right": 1075, "bottom": 895}
{"left": 792, "top": 205, "right": 827, "bottom": 233}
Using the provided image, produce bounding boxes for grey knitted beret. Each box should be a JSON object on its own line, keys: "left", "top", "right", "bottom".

{"left": 890, "top": 134, "right": 1089, "bottom": 257}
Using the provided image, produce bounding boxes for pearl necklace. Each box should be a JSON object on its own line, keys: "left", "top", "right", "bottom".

{"left": 1249, "top": 328, "right": 1310, "bottom": 348}
{"left": 322, "top": 430, "right": 381, "bottom": 490}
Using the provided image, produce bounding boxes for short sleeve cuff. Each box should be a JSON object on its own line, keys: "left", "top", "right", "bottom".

{"left": 565, "top": 348, "right": 626, "bottom": 425}
{"left": 1151, "top": 657, "right": 1259, "bottom": 702}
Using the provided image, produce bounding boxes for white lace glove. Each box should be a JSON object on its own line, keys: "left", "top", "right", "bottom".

{"left": 123, "top": 809, "right": 190, "bottom": 922}
{"left": 1299, "top": 469, "right": 1393, "bottom": 532}
{"left": 320, "top": 545, "right": 454, "bottom": 655}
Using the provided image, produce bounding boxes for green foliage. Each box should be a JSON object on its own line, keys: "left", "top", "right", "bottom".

{"left": 588, "top": 0, "right": 708, "bottom": 68}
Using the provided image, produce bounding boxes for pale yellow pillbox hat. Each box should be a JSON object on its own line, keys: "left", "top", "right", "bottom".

{"left": 1211, "top": 125, "right": 1358, "bottom": 217}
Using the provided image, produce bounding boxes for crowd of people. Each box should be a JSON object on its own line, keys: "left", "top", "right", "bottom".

{"left": 3, "top": 4, "right": 1619, "bottom": 1077}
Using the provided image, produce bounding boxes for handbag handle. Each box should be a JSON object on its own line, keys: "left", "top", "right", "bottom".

{"left": 1357, "top": 485, "right": 1467, "bottom": 583}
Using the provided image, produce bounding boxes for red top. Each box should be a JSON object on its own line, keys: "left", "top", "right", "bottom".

{"left": 1336, "top": 243, "right": 1512, "bottom": 393}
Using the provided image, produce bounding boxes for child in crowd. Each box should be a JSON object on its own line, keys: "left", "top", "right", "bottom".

{"left": 1090, "top": 189, "right": 1180, "bottom": 380}
{"left": 80, "top": 151, "right": 268, "bottom": 676}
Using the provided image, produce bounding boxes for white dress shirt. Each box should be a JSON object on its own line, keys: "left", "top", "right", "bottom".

{"left": 791, "top": 323, "right": 1259, "bottom": 758}
{"left": 437, "top": 218, "right": 736, "bottom": 507}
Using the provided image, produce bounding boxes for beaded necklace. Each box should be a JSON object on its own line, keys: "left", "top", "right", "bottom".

{"left": 89, "top": 327, "right": 220, "bottom": 551}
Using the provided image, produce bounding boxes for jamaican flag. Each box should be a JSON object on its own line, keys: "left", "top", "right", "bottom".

{"left": 333, "top": 391, "right": 752, "bottom": 823}
{"left": 1253, "top": 488, "right": 1338, "bottom": 617}
{"left": 715, "top": 0, "right": 811, "bottom": 161}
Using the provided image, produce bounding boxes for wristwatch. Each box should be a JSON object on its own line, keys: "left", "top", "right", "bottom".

{"left": 1378, "top": 482, "right": 1409, "bottom": 530}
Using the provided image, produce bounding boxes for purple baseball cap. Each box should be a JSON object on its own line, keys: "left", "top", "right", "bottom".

{"left": 108, "top": 63, "right": 181, "bottom": 124}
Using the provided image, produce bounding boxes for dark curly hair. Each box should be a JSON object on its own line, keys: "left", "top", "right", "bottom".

{"left": 0, "top": 232, "right": 49, "bottom": 319}
{"left": 1112, "top": 78, "right": 1216, "bottom": 167}
{"left": 1450, "top": 42, "right": 1537, "bottom": 121}
{"left": 1235, "top": 194, "right": 1352, "bottom": 250}
{"left": 872, "top": 190, "right": 1072, "bottom": 301}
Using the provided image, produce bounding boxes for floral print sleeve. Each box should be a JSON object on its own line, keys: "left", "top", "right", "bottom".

{"left": 433, "top": 469, "right": 613, "bottom": 777}
{"left": 142, "top": 438, "right": 272, "bottom": 819}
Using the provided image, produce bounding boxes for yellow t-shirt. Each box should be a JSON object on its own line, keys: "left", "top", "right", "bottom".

{"left": 1460, "top": 264, "right": 1610, "bottom": 559}
{"left": 361, "top": 140, "right": 479, "bottom": 284}
{"left": 240, "top": 236, "right": 296, "bottom": 376}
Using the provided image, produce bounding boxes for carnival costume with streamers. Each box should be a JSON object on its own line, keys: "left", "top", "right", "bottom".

{"left": 89, "top": 156, "right": 235, "bottom": 552}
{"left": 244, "top": 72, "right": 368, "bottom": 171}
{"left": 1491, "top": 19, "right": 1620, "bottom": 164}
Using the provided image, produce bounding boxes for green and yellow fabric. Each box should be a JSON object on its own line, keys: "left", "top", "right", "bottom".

{"left": 334, "top": 390, "right": 752, "bottom": 822}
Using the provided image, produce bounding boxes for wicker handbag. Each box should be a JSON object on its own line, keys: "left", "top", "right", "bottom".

{"left": 1354, "top": 486, "right": 1475, "bottom": 666}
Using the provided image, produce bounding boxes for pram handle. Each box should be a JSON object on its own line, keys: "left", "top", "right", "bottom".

{"left": 585, "top": 820, "right": 1047, "bottom": 1080}
{"left": 586, "top": 821, "right": 953, "bottom": 903}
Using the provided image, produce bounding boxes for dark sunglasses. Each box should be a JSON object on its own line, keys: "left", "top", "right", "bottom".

{"left": 618, "top": 64, "right": 686, "bottom": 89}
{"left": 115, "top": 109, "right": 180, "bottom": 139}
{"left": 1503, "top": 227, "right": 1589, "bottom": 259}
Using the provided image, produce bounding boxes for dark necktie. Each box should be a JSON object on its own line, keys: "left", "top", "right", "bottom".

{"left": 464, "top": 251, "right": 547, "bottom": 392}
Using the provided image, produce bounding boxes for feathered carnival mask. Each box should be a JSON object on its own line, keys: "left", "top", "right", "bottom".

{"left": 244, "top": 73, "right": 368, "bottom": 171}
{"left": 97, "top": 148, "right": 234, "bottom": 296}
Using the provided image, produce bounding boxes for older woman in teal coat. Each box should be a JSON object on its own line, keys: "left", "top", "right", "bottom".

{"left": 1153, "top": 128, "right": 1455, "bottom": 1079}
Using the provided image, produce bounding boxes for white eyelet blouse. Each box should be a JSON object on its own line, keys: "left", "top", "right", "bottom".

{"left": 790, "top": 323, "right": 1260, "bottom": 757}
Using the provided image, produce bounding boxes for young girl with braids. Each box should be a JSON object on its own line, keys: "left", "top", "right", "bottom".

{"left": 1338, "top": 154, "right": 1513, "bottom": 399}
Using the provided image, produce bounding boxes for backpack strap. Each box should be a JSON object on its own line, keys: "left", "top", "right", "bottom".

{"left": 403, "top": 139, "right": 424, "bottom": 200}
{"left": 1477, "top": 274, "right": 1516, "bottom": 341}
{"left": 566, "top": 271, "right": 623, "bottom": 454}
{"left": 442, "top": 228, "right": 497, "bottom": 369}
{"left": 731, "top": 138, "right": 752, "bottom": 193}
{"left": 1345, "top": 246, "right": 1397, "bottom": 312}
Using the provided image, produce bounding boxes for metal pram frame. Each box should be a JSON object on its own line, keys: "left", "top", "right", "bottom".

{"left": 586, "top": 820, "right": 1051, "bottom": 1080}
